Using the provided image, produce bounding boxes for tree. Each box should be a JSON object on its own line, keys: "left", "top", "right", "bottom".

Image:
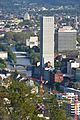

{"left": 0, "top": 44, "right": 7, "bottom": 51}
{"left": 30, "top": 49, "right": 40, "bottom": 65}
{"left": 4, "top": 31, "right": 34, "bottom": 44}
{"left": 73, "top": 82, "right": 80, "bottom": 89}
{"left": 8, "top": 47, "right": 16, "bottom": 63}
{"left": 32, "top": 46, "right": 40, "bottom": 53}
{"left": 8, "top": 80, "right": 43, "bottom": 120}
{"left": 15, "top": 42, "right": 28, "bottom": 52}
{"left": 43, "top": 95, "right": 67, "bottom": 120}
{"left": 54, "top": 60, "right": 61, "bottom": 68}
{"left": 0, "top": 58, "right": 6, "bottom": 68}
{"left": 0, "top": 77, "right": 68, "bottom": 120}
{"left": 4, "top": 32, "right": 14, "bottom": 44}
{"left": 13, "top": 32, "right": 34, "bottom": 43}
{"left": 0, "top": 86, "right": 9, "bottom": 120}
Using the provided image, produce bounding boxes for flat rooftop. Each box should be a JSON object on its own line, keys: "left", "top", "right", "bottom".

{"left": 58, "top": 26, "right": 77, "bottom": 32}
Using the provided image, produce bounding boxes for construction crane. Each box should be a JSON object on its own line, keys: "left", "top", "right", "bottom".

{"left": 40, "top": 76, "right": 44, "bottom": 97}
{"left": 40, "top": 76, "right": 48, "bottom": 96}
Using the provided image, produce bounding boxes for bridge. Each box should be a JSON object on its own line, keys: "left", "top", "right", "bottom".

{"left": 9, "top": 63, "right": 32, "bottom": 69}
{"left": 16, "top": 64, "right": 26, "bottom": 67}
{"left": 13, "top": 51, "right": 27, "bottom": 54}
{"left": 16, "top": 56, "right": 28, "bottom": 58}
{"left": 13, "top": 51, "right": 30, "bottom": 58}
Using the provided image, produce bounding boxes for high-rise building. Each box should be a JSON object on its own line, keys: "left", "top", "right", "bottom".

{"left": 57, "top": 26, "right": 77, "bottom": 52}
{"left": 40, "top": 16, "right": 54, "bottom": 68}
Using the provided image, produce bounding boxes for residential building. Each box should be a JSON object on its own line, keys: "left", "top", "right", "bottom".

{"left": 0, "top": 52, "right": 8, "bottom": 59}
{"left": 57, "top": 92, "right": 80, "bottom": 117}
{"left": 26, "top": 36, "right": 38, "bottom": 48}
{"left": 40, "top": 16, "right": 54, "bottom": 68}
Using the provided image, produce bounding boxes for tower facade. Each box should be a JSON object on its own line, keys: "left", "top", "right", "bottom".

{"left": 40, "top": 16, "right": 54, "bottom": 68}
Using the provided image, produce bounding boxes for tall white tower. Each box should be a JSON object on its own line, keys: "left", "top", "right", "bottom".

{"left": 40, "top": 16, "right": 54, "bottom": 68}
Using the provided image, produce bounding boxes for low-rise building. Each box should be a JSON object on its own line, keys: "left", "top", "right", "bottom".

{"left": 26, "top": 36, "right": 38, "bottom": 48}
{"left": 0, "top": 52, "right": 8, "bottom": 59}
{"left": 57, "top": 92, "right": 80, "bottom": 117}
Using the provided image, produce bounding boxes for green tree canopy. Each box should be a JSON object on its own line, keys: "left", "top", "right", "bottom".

{"left": 43, "top": 95, "right": 67, "bottom": 120}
